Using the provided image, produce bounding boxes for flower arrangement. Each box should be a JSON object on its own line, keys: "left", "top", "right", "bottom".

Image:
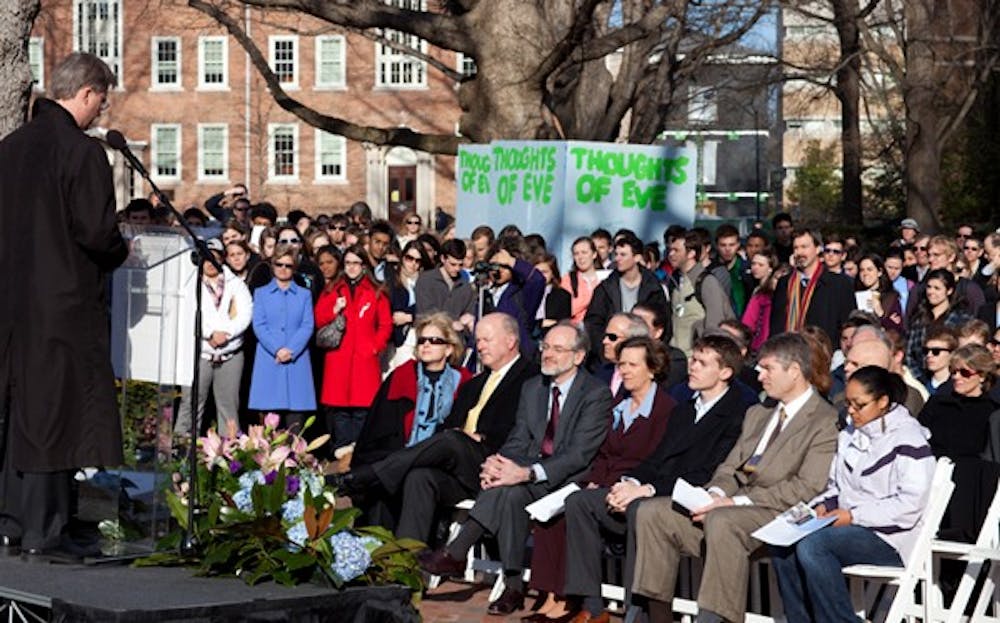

{"left": 138, "top": 414, "right": 424, "bottom": 590}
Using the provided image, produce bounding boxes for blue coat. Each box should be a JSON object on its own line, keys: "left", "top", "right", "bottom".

{"left": 249, "top": 279, "right": 316, "bottom": 411}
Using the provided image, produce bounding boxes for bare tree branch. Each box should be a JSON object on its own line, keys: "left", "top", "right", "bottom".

{"left": 347, "top": 24, "right": 465, "bottom": 82}
{"left": 188, "top": 0, "right": 464, "bottom": 153}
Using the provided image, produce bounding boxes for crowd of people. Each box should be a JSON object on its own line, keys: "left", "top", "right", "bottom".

{"left": 122, "top": 185, "right": 1000, "bottom": 623}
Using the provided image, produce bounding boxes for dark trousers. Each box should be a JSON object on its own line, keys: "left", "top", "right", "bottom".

{"left": 327, "top": 407, "right": 367, "bottom": 448}
{"left": 370, "top": 430, "right": 488, "bottom": 542}
{"left": 563, "top": 487, "right": 636, "bottom": 600}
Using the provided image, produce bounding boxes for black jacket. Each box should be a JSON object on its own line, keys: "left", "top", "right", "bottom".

{"left": 584, "top": 267, "right": 667, "bottom": 360}
{"left": 769, "top": 267, "right": 856, "bottom": 345}
{"left": 627, "top": 385, "right": 747, "bottom": 496}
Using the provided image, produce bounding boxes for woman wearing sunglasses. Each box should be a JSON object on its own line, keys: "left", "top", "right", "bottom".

{"left": 386, "top": 240, "right": 436, "bottom": 371}
{"left": 247, "top": 244, "right": 316, "bottom": 431}
{"left": 918, "top": 344, "right": 1000, "bottom": 542}
{"left": 315, "top": 244, "right": 392, "bottom": 451}
{"left": 397, "top": 209, "right": 423, "bottom": 248}
{"left": 274, "top": 224, "right": 324, "bottom": 302}
{"left": 350, "top": 313, "right": 472, "bottom": 524}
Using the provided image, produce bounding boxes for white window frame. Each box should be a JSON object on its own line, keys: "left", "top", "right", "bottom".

{"left": 150, "top": 124, "right": 182, "bottom": 182}
{"left": 314, "top": 130, "right": 347, "bottom": 183}
{"left": 375, "top": 0, "right": 428, "bottom": 89}
{"left": 314, "top": 35, "right": 346, "bottom": 90}
{"left": 73, "top": 0, "right": 123, "bottom": 86}
{"left": 28, "top": 37, "right": 44, "bottom": 90}
{"left": 198, "top": 36, "right": 229, "bottom": 91}
{"left": 687, "top": 86, "right": 718, "bottom": 125}
{"left": 150, "top": 36, "right": 182, "bottom": 91}
{"left": 456, "top": 52, "right": 477, "bottom": 79}
{"left": 267, "top": 123, "right": 299, "bottom": 183}
{"left": 197, "top": 124, "right": 229, "bottom": 182}
{"left": 269, "top": 35, "right": 299, "bottom": 90}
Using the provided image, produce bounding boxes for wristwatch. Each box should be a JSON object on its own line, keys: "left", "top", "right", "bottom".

{"left": 527, "top": 467, "right": 538, "bottom": 483}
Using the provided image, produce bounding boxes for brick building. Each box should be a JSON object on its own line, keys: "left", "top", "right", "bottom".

{"left": 29, "top": 0, "right": 466, "bottom": 220}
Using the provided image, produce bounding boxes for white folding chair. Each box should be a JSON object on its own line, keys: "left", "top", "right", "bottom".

{"left": 932, "top": 477, "right": 1000, "bottom": 622}
{"left": 843, "top": 457, "right": 956, "bottom": 622}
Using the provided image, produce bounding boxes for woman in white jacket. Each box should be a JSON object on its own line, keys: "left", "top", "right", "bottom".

{"left": 175, "top": 238, "right": 253, "bottom": 437}
{"left": 770, "top": 365, "right": 935, "bottom": 623}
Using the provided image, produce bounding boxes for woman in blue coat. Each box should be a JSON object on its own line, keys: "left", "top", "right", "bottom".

{"left": 249, "top": 244, "right": 317, "bottom": 428}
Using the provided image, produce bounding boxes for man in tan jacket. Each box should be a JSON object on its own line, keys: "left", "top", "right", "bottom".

{"left": 631, "top": 332, "right": 838, "bottom": 623}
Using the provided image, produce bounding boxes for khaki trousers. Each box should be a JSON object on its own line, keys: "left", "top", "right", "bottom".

{"left": 631, "top": 497, "right": 774, "bottom": 622}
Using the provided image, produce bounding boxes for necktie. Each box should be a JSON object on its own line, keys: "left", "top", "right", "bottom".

{"left": 541, "top": 386, "right": 561, "bottom": 457}
{"left": 463, "top": 369, "right": 502, "bottom": 435}
{"left": 742, "top": 407, "right": 788, "bottom": 474}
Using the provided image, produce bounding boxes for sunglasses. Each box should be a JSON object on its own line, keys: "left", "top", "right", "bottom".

{"left": 403, "top": 255, "right": 422, "bottom": 263}
{"left": 951, "top": 367, "right": 979, "bottom": 379}
{"left": 416, "top": 336, "right": 448, "bottom": 346}
{"left": 406, "top": 219, "right": 421, "bottom": 225}
{"left": 278, "top": 238, "right": 301, "bottom": 244}
{"left": 273, "top": 262, "right": 295, "bottom": 269}
{"left": 964, "top": 246, "right": 981, "bottom": 252}
{"left": 233, "top": 206, "right": 249, "bottom": 212}
{"left": 329, "top": 225, "right": 346, "bottom": 231}
{"left": 915, "top": 245, "right": 928, "bottom": 251}
{"left": 989, "top": 339, "right": 1000, "bottom": 347}
{"left": 603, "top": 332, "right": 620, "bottom": 342}
{"left": 824, "top": 249, "right": 844, "bottom": 255}
{"left": 924, "top": 347, "right": 951, "bottom": 356}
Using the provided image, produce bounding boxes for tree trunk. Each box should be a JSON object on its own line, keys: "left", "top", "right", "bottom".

{"left": 0, "top": 0, "right": 40, "bottom": 141}
{"left": 903, "top": 0, "right": 944, "bottom": 233}
{"left": 832, "top": 1, "right": 864, "bottom": 223}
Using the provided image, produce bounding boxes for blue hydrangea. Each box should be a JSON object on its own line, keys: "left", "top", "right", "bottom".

{"left": 299, "top": 471, "right": 325, "bottom": 497}
{"left": 282, "top": 497, "right": 305, "bottom": 523}
{"left": 358, "top": 535, "right": 383, "bottom": 553}
{"left": 286, "top": 521, "right": 308, "bottom": 550}
{"left": 232, "top": 487, "right": 254, "bottom": 513}
{"left": 329, "top": 531, "right": 371, "bottom": 582}
{"left": 238, "top": 470, "right": 264, "bottom": 490}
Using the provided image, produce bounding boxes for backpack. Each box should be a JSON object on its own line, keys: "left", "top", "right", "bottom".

{"left": 684, "top": 270, "right": 735, "bottom": 320}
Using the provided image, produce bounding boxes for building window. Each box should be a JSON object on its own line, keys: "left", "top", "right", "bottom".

{"left": 376, "top": 0, "right": 427, "bottom": 88}
{"left": 268, "top": 124, "right": 298, "bottom": 181}
{"left": 198, "top": 124, "right": 228, "bottom": 181}
{"left": 198, "top": 36, "right": 228, "bottom": 90}
{"left": 315, "top": 35, "right": 346, "bottom": 89}
{"left": 151, "top": 124, "right": 181, "bottom": 180}
{"left": 457, "top": 52, "right": 477, "bottom": 78}
{"left": 270, "top": 36, "right": 299, "bottom": 89}
{"left": 74, "top": 0, "right": 122, "bottom": 81}
{"left": 687, "top": 86, "right": 717, "bottom": 125}
{"left": 315, "top": 130, "right": 346, "bottom": 182}
{"left": 151, "top": 37, "right": 181, "bottom": 89}
{"left": 29, "top": 37, "right": 44, "bottom": 89}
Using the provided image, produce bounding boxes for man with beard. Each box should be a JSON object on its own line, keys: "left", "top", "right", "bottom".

{"left": 769, "top": 228, "right": 856, "bottom": 346}
{"left": 419, "top": 321, "right": 612, "bottom": 616}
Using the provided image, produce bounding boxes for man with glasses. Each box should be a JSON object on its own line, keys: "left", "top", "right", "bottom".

{"left": 327, "top": 214, "right": 350, "bottom": 251}
{"left": 923, "top": 327, "right": 958, "bottom": 395}
{"left": 962, "top": 234, "right": 986, "bottom": 283}
{"left": 0, "top": 53, "right": 128, "bottom": 562}
{"left": 203, "top": 183, "right": 250, "bottom": 225}
{"left": 905, "top": 235, "right": 985, "bottom": 318}
{"left": 903, "top": 234, "right": 932, "bottom": 283}
{"left": 596, "top": 313, "right": 650, "bottom": 397}
{"left": 420, "top": 321, "right": 612, "bottom": 616}
{"left": 822, "top": 233, "right": 846, "bottom": 274}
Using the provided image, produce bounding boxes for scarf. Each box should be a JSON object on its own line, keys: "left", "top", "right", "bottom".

{"left": 786, "top": 263, "right": 823, "bottom": 331}
{"left": 409, "top": 363, "right": 462, "bottom": 446}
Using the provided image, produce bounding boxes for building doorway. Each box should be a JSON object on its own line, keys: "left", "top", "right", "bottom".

{"left": 387, "top": 164, "right": 416, "bottom": 227}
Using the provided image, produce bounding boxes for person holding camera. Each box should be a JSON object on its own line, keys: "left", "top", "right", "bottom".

{"left": 482, "top": 243, "right": 546, "bottom": 358}
{"left": 203, "top": 183, "right": 250, "bottom": 226}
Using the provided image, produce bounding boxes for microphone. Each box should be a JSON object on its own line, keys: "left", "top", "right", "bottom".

{"left": 105, "top": 129, "right": 149, "bottom": 178}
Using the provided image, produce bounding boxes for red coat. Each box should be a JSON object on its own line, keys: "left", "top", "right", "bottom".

{"left": 315, "top": 278, "right": 392, "bottom": 407}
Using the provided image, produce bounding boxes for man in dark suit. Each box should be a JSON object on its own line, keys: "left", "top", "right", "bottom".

{"left": 330, "top": 313, "right": 535, "bottom": 543}
{"left": 562, "top": 335, "right": 748, "bottom": 623}
{"left": 630, "top": 333, "right": 838, "bottom": 623}
{"left": 420, "top": 321, "right": 613, "bottom": 616}
{"left": 769, "top": 228, "right": 856, "bottom": 346}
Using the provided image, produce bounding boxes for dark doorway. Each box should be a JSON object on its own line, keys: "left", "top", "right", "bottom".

{"left": 387, "top": 165, "right": 416, "bottom": 223}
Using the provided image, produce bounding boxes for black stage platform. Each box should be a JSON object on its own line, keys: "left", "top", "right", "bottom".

{"left": 0, "top": 556, "right": 418, "bottom": 622}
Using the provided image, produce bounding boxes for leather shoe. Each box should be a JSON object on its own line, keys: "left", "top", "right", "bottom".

{"left": 0, "top": 534, "right": 20, "bottom": 556}
{"left": 487, "top": 586, "right": 525, "bottom": 615}
{"left": 417, "top": 548, "right": 466, "bottom": 577}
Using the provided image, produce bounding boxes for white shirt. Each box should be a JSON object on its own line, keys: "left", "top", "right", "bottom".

{"left": 694, "top": 387, "right": 729, "bottom": 424}
{"left": 531, "top": 372, "right": 577, "bottom": 483}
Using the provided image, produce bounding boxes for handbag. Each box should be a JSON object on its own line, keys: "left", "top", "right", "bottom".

{"left": 316, "top": 314, "right": 347, "bottom": 350}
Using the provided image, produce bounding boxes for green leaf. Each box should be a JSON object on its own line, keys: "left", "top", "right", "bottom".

{"left": 165, "top": 492, "right": 189, "bottom": 530}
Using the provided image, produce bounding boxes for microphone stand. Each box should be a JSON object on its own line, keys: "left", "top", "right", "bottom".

{"left": 107, "top": 131, "right": 222, "bottom": 555}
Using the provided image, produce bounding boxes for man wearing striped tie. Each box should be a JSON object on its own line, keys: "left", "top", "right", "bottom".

{"left": 326, "top": 312, "right": 537, "bottom": 543}
{"left": 630, "top": 333, "right": 838, "bottom": 623}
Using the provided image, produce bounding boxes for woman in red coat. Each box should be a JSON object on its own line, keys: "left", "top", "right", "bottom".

{"left": 315, "top": 244, "right": 392, "bottom": 449}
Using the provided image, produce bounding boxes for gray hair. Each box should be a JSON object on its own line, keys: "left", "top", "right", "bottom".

{"left": 758, "top": 332, "right": 813, "bottom": 382}
{"left": 490, "top": 312, "right": 521, "bottom": 346}
{"left": 49, "top": 53, "right": 117, "bottom": 100}
{"left": 851, "top": 324, "right": 892, "bottom": 353}
{"left": 552, "top": 319, "right": 590, "bottom": 354}
{"left": 610, "top": 312, "right": 650, "bottom": 339}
